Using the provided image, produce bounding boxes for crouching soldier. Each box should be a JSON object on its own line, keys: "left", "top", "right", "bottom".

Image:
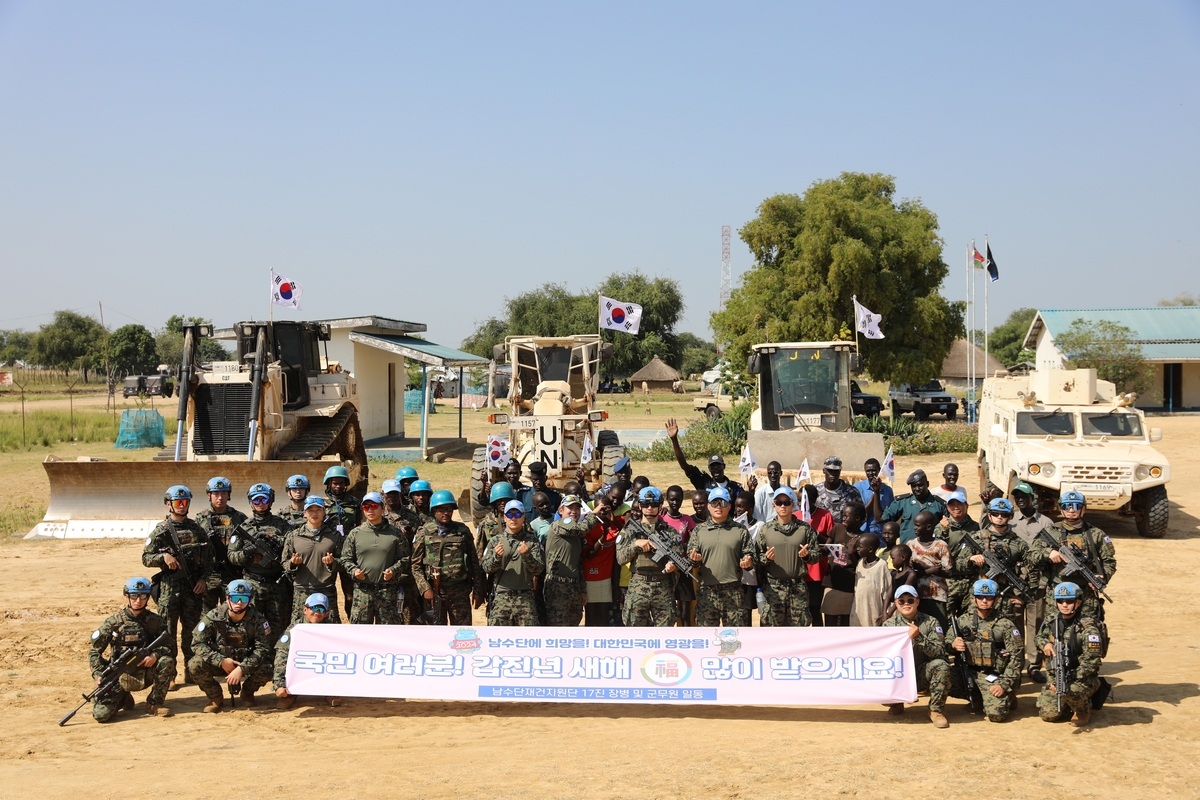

{"left": 89, "top": 577, "right": 176, "bottom": 720}
{"left": 1037, "top": 582, "right": 1106, "bottom": 727}
{"left": 947, "top": 579, "right": 1022, "bottom": 723}
{"left": 274, "top": 592, "right": 341, "bottom": 709}
{"left": 883, "top": 585, "right": 952, "bottom": 728}
{"left": 188, "top": 580, "right": 274, "bottom": 712}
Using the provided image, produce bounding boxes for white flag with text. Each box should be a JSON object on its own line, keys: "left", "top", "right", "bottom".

{"left": 853, "top": 296, "right": 884, "bottom": 340}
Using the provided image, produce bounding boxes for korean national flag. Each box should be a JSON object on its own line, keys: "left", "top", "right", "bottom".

{"left": 486, "top": 435, "right": 510, "bottom": 467}
{"left": 599, "top": 296, "right": 643, "bottom": 334}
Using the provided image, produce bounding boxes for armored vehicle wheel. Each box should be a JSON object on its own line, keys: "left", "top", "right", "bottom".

{"left": 601, "top": 445, "right": 628, "bottom": 487}
{"left": 470, "top": 446, "right": 490, "bottom": 526}
{"left": 1134, "top": 484, "right": 1169, "bottom": 538}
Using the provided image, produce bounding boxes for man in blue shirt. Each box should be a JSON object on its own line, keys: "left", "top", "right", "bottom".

{"left": 882, "top": 469, "right": 946, "bottom": 544}
{"left": 854, "top": 457, "right": 894, "bottom": 535}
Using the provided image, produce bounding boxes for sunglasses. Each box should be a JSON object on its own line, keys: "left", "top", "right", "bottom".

{"left": 642, "top": 500, "right": 662, "bottom": 507}
{"left": 708, "top": 499, "right": 729, "bottom": 508}
{"left": 229, "top": 594, "right": 251, "bottom": 605}
{"left": 504, "top": 510, "right": 525, "bottom": 519}
{"left": 989, "top": 511, "right": 1012, "bottom": 517}
{"left": 251, "top": 498, "right": 270, "bottom": 505}
{"left": 895, "top": 596, "right": 917, "bottom": 604}
{"left": 361, "top": 502, "right": 381, "bottom": 510}
{"left": 1061, "top": 503, "right": 1084, "bottom": 511}
{"left": 774, "top": 497, "right": 794, "bottom": 507}
{"left": 307, "top": 605, "right": 328, "bottom": 614}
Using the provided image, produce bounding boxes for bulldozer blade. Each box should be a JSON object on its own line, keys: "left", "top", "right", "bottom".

{"left": 745, "top": 431, "right": 885, "bottom": 480}
{"left": 30, "top": 457, "right": 347, "bottom": 540}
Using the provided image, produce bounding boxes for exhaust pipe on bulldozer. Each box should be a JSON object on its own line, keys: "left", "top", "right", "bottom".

{"left": 246, "top": 326, "right": 267, "bottom": 461}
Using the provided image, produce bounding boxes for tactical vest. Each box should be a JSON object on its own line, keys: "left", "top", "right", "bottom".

{"left": 422, "top": 524, "right": 473, "bottom": 583}
{"left": 965, "top": 616, "right": 1006, "bottom": 671}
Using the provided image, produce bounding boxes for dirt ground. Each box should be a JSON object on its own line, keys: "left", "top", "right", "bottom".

{"left": 2, "top": 418, "right": 1198, "bottom": 799}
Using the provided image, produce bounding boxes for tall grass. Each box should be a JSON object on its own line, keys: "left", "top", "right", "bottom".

{"left": 0, "top": 409, "right": 177, "bottom": 452}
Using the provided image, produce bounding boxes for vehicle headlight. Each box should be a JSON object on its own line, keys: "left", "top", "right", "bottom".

{"left": 1042, "top": 464, "right": 1055, "bottom": 477}
{"left": 1150, "top": 466, "right": 1163, "bottom": 478}
{"left": 1029, "top": 464, "right": 1040, "bottom": 475}
{"left": 1135, "top": 465, "right": 1149, "bottom": 480}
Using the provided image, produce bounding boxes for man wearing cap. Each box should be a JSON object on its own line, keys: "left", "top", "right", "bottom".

{"left": 89, "top": 577, "right": 176, "bottom": 720}
{"left": 688, "top": 487, "right": 754, "bottom": 627}
{"left": 754, "top": 486, "right": 821, "bottom": 626}
{"left": 947, "top": 579, "right": 1022, "bottom": 722}
{"left": 940, "top": 488, "right": 980, "bottom": 619}
{"left": 883, "top": 585, "right": 953, "bottom": 728}
{"left": 815, "top": 456, "right": 862, "bottom": 520}
{"left": 543, "top": 495, "right": 593, "bottom": 626}
{"left": 1027, "top": 491, "right": 1116, "bottom": 619}
{"left": 664, "top": 417, "right": 743, "bottom": 503}
{"left": 278, "top": 475, "right": 312, "bottom": 530}
{"left": 228, "top": 484, "right": 291, "bottom": 646}
{"left": 340, "top": 492, "right": 411, "bottom": 625}
{"left": 612, "top": 456, "right": 634, "bottom": 500}
{"left": 1035, "top": 582, "right": 1105, "bottom": 726}
{"left": 383, "top": 479, "right": 421, "bottom": 536}
{"left": 854, "top": 458, "right": 894, "bottom": 536}
{"left": 189, "top": 580, "right": 274, "bottom": 712}
{"left": 412, "top": 490, "right": 485, "bottom": 625}
{"left": 882, "top": 469, "right": 946, "bottom": 544}
{"left": 617, "top": 486, "right": 683, "bottom": 627}
{"left": 1010, "top": 482, "right": 1051, "bottom": 681}
{"left": 274, "top": 593, "right": 341, "bottom": 709}
{"left": 282, "top": 495, "right": 343, "bottom": 624}
{"left": 480, "top": 500, "right": 545, "bottom": 626}
{"left": 196, "top": 477, "right": 248, "bottom": 611}
{"left": 324, "top": 466, "right": 362, "bottom": 618}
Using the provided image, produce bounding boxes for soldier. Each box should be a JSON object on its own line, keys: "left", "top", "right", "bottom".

{"left": 616, "top": 486, "right": 683, "bottom": 627}
{"left": 195, "top": 476, "right": 247, "bottom": 611}
{"left": 940, "top": 488, "right": 979, "bottom": 619}
{"left": 947, "top": 579, "right": 1022, "bottom": 722}
{"left": 1011, "top": 482, "right": 1052, "bottom": 682}
{"left": 408, "top": 479, "right": 435, "bottom": 526}
{"left": 274, "top": 592, "right": 341, "bottom": 709}
{"left": 1036, "top": 582, "right": 1105, "bottom": 726}
{"left": 383, "top": 479, "right": 421, "bottom": 533}
{"left": 754, "top": 486, "right": 821, "bottom": 626}
{"left": 814, "top": 456, "right": 862, "bottom": 520}
{"left": 142, "top": 484, "right": 212, "bottom": 690}
{"left": 188, "top": 579, "right": 274, "bottom": 712}
{"left": 542, "top": 494, "right": 593, "bottom": 627}
{"left": 283, "top": 495, "right": 343, "bottom": 623}
{"left": 278, "top": 474, "right": 311, "bottom": 529}
{"left": 882, "top": 469, "right": 947, "bottom": 544}
{"left": 412, "top": 490, "right": 484, "bottom": 625}
{"left": 688, "top": 487, "right": 754, "bottom": 627}
{"left": 394, "top": 465, "right": 420, "bottom": 507}
{"left": 227, "top": 483, "right": 291, "bottom": 645}
{"left": 340, "top": 491, "right": 410, "bottom": 624}
{"left": 961, "top": 497, "right": 1029, "bottom": 632}
{"left": 883, "top": 585, "right": 952, "bottom": 728}
{"left": 88, "top": 577, "right": 175, "bottom": 720}
{"left": 1028, "top": 490, "right": 1116, "bottom": 620}
{"left": 475, "top": 481, "right": 517, "bottom": 561}
{"left": 323, "top": 465, "right": 361, "bottom": 619}
{"left": 480, "top": 500, "right": 545, "bottom": 626}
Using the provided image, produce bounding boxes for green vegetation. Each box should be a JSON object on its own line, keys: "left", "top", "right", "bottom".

{"left": 0, "top": 409, "right": 176, "bottom": 452}
{"left": 1055, "top": 318, "right": 1155, "bottom": 397}
{"left": 852, "top": 415, "right": 977, "bottom": 454}
{"left": 626, "top": 401, "right": 753, "bottom": 461}
{"left": 982, "top": 307, "right": 1037, "bottom": 367}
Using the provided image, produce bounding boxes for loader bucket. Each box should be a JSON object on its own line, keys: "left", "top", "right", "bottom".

{"left": 29, "top": 456, "right": 358, "bottom": 539}
{"left": 746, "top": 430, "right": 885, "bottom": 483}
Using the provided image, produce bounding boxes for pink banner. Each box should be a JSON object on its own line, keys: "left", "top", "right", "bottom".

{"left": 286, "top": 625, "right": 917, "bottom": 706}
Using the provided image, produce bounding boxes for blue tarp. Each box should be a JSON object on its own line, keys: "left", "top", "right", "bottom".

{"left": 114, "top": 409, "right": 165, "bottom": 449}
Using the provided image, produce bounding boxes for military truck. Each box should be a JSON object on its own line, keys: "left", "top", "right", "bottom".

{"left": 472, "top": 335, "right": 619, "bottom": 523}
{"left": 977, "top": 367, "right": 1170, "bottom": 538}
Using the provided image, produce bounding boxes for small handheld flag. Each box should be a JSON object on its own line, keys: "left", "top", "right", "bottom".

{"left": 270, "top": 270, "right": 303, "bottom": 309}
{"left": 881, "top": 445, "right": 895, "bottom": 485}
{"left": 599, "top": 296, "right": 643, "bottom": 334}
{"left": 581, "top": 433, "right": 594, "bottom": 465}
{"left": 738, "top": 443, "right": 758, "bottom": 479}
{"left": 799, "top": 485, "right": 811, "bottom": 523}
{"left": 797, "top": 457, "right": 811, "bottom": 487}
{"left": 486, "top": 435, "right": 511, "bottom": 468}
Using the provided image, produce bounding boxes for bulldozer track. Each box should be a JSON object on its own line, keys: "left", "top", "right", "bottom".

{"left": 277, "top": 406, "right": 357, "bottom": 460}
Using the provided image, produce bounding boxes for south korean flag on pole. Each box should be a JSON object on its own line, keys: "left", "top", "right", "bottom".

{"left": 581, "top": 433, "right": 595, "bottom": 465}
{"left": 270, "top": 270, "right": 303, "bottom": 309}
{"left": 486, "top": 435, "right": 510, "bottom": 468}
{"left": 881, "top": 445, "right": 895, "bottom": 485}
{"left": 599, "top": 296, "right": 643, "bottom": 334}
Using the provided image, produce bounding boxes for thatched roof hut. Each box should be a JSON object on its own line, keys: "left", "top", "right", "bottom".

{"left": 940, "top": 339, "right": 1005, "bottom": 391}
{"left": 629, "top": 355, "right": 683, "bottom": 393}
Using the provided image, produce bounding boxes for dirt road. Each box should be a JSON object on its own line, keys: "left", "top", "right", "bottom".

{"left": 2, "top": 418, "right": 1198, "bottom": 799}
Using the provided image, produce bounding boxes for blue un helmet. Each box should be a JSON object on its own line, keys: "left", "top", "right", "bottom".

{"left": 123, "top": 577, "right": 153, "bottom": 596}
{"left": 987, "top": 497, "right": 1015, "bottom": 515}
{"left": 286, "top": 475, "right": 310, "bottom": 491}
{"left": 429, "top": 489, "right": 457, "bottom": 510}
{"left": 395, "top": 466, "right": 419, "bottom": 481}
{"left": 973, "top": 579, "right": 999, "bottom": 597}
{"left": 323, "top": 465, "right": 350, "bottom": 485}
{"left": 164, "top": 485, "right": 192, "bottom": 503}
{"left": 227, "top": 579, "right": 254, "bottom": 599}
{"left": 490, "top": 481, "right": 516, "bottom": 503}
{"left": 639, "top": 486, "right": 663, "bottom": 504}
{"left": 409, "top": 480, "right": 433, "bottom": 495}
{"left": 248, "top": 482, "right": 274, "bottom": 503}
{"left": 1054, "top": 582, "right": 1082, "bottom": 602}
{"left": 1060, "top": 490, "right": 1086, "bottom": 510}
{"left": 206, "top": 476, "right": 232, "bottom": 494}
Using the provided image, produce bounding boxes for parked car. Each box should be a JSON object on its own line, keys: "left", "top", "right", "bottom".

{"left": 850, "top": 380, "right": 884, "bottom": 417}
{"left": 888, "top": 380, "right": 959, "bottom": 420}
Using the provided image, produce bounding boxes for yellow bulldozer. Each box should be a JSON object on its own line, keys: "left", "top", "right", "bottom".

{"left": 30, "top": 320, "right": 368, "bottom": 539}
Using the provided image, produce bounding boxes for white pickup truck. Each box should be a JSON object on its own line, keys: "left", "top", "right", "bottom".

{"left": 889, "top": 380, "right": 960, "bottom": 421}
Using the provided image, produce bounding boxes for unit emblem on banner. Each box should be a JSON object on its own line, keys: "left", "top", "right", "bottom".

{"left": 450, "top": 628, "right": 482, "bottom": 654}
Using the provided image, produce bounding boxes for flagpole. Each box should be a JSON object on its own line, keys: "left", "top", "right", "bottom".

{"left": 269, "top": 268, "right": 274, "bottom": 324}
{"left": 965, "top": 245, "right": 972, "bottom": 424}
{"left": 983, "top": 235, "right": 989, "bottom": 373}
{"left": 852, "top": 295, "right": 861, "bottom": 355}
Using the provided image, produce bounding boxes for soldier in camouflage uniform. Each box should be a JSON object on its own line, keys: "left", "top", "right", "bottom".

{"left": 961, "top": 498, "right": 1030, "bottom": 633}
{"left": 480, "top": 500, "right": 544, "bottom": 626}
{"left": 195, "top": 476, "right": 248, "bottom": 611}
{"left": 394, "top": 465, "right": 420, "bottom": 508}
{"left": 753, "top": 486, "right": 820, "bottom": 626}
{"left": 278, "top": 474, "right": 311, "bottom": 529}
{"left": 474, "top": 481, "right": 517, "bottom": 616}
{"left": 274, "top": 592, "right": 341, "bottom": 709}
{"left": 1036, "top": 582, "right": 1105, "bottom": 726}
{"left": 616, "top": 487, "right": 682, "bottom": 627}
{"left": 542, "top": 494, "right": 592, "bottom": 627}
{"left": 939, "top": 488, "right": 979, "bottom": 619}
{"left": 382, "top": 478, "right": 424, "bottom": 623}
{"left": 323, "top": 465, "right": 362, "bottom": 618}
{"left": 883, "top": 585, "right": 952, "bottom": 727}
{"left": 89, "top": 577, "right": 176, "bottom": 720}
{"left": 283, "top": 495, "right": 343, "bottom": 623}
{"left": 340, "top": 492, "right": 411, "bottom": 624}
{"left": 688, "top": 487, "right": 754, "bottom": 627}
{"left": 412, "top": 490, "right": 484, "bottom": 624}
{"left": 408, "top": 479, "right": 435, "bottom": 526}
{"left": 141, "top": 485, "right": 212, "bottom": 688}
{"left": 188, "top": 579, "right": 274, "bottom": 711}
{"left": 947, "top": 579, "right": 1023, "bottom": 722}
{"left": 227, "top": 483, "right": 291, "bottom": 645}
{"left": 1027, "top": 491, "right": 1116, "bottom": 620}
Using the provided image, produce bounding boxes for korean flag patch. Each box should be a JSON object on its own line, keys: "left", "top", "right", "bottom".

{"left": 1013, "top": 629, "right": 1021, "bottom": 637}
{"left": 263, "top": 621, "right": 271, "bottom": 634}
{"left": 279, "top": 634, "right": 289, "bottom": 644}
{"left": 230, "top": 536, "right": 238, "bottom": 544}
{"left": 197, "top": 622, "right": 206, "bottom": 632}
{"left": 935, "top": 626, "right": 944, "bottom": 635}
{"left": 1104, "top": 536, "right": 1112, "bottom": 544}
{"left": 1088, "top": 634, "right": 1100, "bottom": 643}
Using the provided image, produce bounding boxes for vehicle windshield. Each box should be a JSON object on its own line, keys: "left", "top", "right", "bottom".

{"left": 917, "top": 381, "right": 943, "bottom": 392}
{"left": 768, "top": 348, "right": 838, "bottom": 415}
{"left": 1016, "top": 411, "right": 1075, "bottom": 436}
{"left": 535, "top": 346, "right": 572, "bottom": 383}
{"left": 1082, "top": 411, "right": 1143, "bottom": 437}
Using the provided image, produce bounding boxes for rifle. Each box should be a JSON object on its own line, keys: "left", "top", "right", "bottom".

{"left": 948, "top": 615, "right": 981, "bottom": 714}
{"left": 150, "top": 523, "right": 194, "bottom": 603}
{"left": 959, "top": 531, "right": 1029, "bottom": 599}
{"left": 1037, "top": 530, "right": 1113, "bottom": 603}
{"left": 1052, "top": 614, "right": 1071, "bottom": 714}
{"left": 59, "top": 629, "right": 169, "bottom": 726}
{"left": 646, "top": 528, "right": 696, "bottom": 576}
{"left": 417, "top": 567, "right": 444, "bottom": 625}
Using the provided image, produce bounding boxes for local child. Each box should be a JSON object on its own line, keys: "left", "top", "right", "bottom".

{"left": 850, "top": 533, "right": 891, "bottom": 626}
{"left": 908, "top": 510, "right": 951, "bottom": 626}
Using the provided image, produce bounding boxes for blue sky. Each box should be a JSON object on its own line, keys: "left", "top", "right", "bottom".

{"left": 2, "top": 2, "right": 1198, "bottom": 348}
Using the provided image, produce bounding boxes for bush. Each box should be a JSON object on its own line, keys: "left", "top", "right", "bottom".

{"left": 882, "top": 423, "right": 977, "bottom": 455}
{"left": 626, "top": 405, "right": 752, "bottom": 462}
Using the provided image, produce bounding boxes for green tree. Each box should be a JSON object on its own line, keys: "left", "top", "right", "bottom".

{"left": 985, "top": 307, "right": 1037, "bottom": 366}
{"left": 678, "top": 332, "right": 718, "bottom": 377}
{"left": 1159, "top": 292, "right": 1199, "bottom": 306}
{"left": 156, "top": 315, "right": 230, "bottom": 367}
{"left": 31, "top": 310, "right": 105, "bottom": 379}
{"left": 711, "top": 173, "right": 964, "bottom": 385}
{"left": 108, "top": 324, "right": 159, "bottom": 375}
{"left": 1054, "top": 319, "right": 1154, "bottom": 396}
{"left": 0, "top": 329, "right": 33, "bottom": 365}
{"left": 460, "top": 317, "right": 510, "bottom": 358}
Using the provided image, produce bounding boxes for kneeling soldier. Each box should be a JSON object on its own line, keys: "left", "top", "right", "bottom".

{"left": 1037, "top": 581, "right": 1105, "bottom": 726}
{"left": 883, "top": 585, "right": 952, "bottom": 728}
{"left": 947, "top": 579, "right": 1022, "bottom": 722}
{"left": 480, "top": 500, "right": 545, "bottom": 626}
{"left": 89, "top": 577, "right": 175, "bottom": 720}
{"left": 274, "top": 592, "right": 340, "bottom": 709}
{"left": 188, "top": 580, "right": 274, "bottom": 712}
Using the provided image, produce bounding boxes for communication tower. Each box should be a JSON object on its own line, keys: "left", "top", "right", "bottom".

{"left": 719, "top": 225, "right": 731, "bottom": 310}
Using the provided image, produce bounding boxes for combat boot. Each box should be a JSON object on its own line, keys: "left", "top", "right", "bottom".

{"left": 240, "top": 685, "right": 257, "bottom": 707}
{"left": 146, "top": 703, "right": 172, "bottom": 717}
{"left": 1071, "top": 709, "right": 1091, "bottom": 727}
{"left": 929, "top": 710, "right": 949, "bottom": 728}
{"left": 119, "top": 692, "right": 136, "bottom": 712}
{"left": 886, "top": 703, "right": 904, "bottom": 716}
{"left": 276, "top": 695, "right": 295, "bottom": 710}
{"left": 202, "top": 697, "right": 223, "bottom": 713}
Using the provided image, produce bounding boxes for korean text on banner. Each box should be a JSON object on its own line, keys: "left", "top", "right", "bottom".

{"left": 286, "top": 625, "right": 917, "bottom": 705}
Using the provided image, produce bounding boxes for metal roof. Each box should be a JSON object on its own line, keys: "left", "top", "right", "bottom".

{"left": 348, "top": 332, "right": 489, "bottom": 368}
{"left": 213, "top": 315, "right": 425, "bottom": 340}
{"left": 1024, "top": 307, "right": 1200, "bottom": 361}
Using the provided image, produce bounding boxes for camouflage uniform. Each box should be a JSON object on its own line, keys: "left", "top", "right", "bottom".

{"left": 278, "top": 503, "right": 308, "bottom": 530}
{"left": 273, "top": 617, "right": 335, "bottom": 691}
{"left": 956, "top": 526, "right": 1029, "bottom": 629}
{"left": 942, "top": 515, "right": 980, "bottom": 618}
{"left": 341, "top": 519, "right": 411, "bottom": 624}
{"left": 282, "top": 523, "right": 343, "bottom": 623}
{"left": 195, "top": 504, "right": 248, "bottom": 609}
{"left": 187, "top": 604, "right": 274, "bottom": 703}
{"left": 814, "top": 480, "right": 862, "bottom": 520}
{"left": 616, "top": 517, "right": 682, "bottom": 627}
{"left": 386, "top": 507, "right": 424, "bottom": 623}
{"left": 753, "top": 518, "right": 820, "bottom": 627}
{"left": 542, "top": 516, "right": 593, "bottom": 627}
{"left": 688, "top": 520, "right": 754, "bottom": 628}
{"left": 88, "top": 607, "right": 174, "bottom": 721}
{"left": 1035, "top": 609, "right": 1104, "bottom": 721}
{"left": 413, "top": 519, "right": 483, "bottom": 625}
{"left": 882, "top": 611, "right": 952, "bottom": 713}
{"left": 142, "top": 515, "right": 213, "bottom": 682}
{"left": 474, "top": 508, "right": 505, "bottom": 614}
{"left": 945, "top": 608, "right": 1023, "bottom": 722}
{"left": 480, "top": 525, "right": 544, "bottom": 626}
{"left": 227, "top": 511, "right": 292, "bottom": 645}
{"left": 325, "top": 493, "right": 362, "bottom": 617}
{"left": 1027, "top": 521, "right": 1116, "bottom": 619}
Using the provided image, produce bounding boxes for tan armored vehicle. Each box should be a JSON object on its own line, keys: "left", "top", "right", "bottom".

{"left": 977, "top": 367, "right": 1169, "bottom": 537}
